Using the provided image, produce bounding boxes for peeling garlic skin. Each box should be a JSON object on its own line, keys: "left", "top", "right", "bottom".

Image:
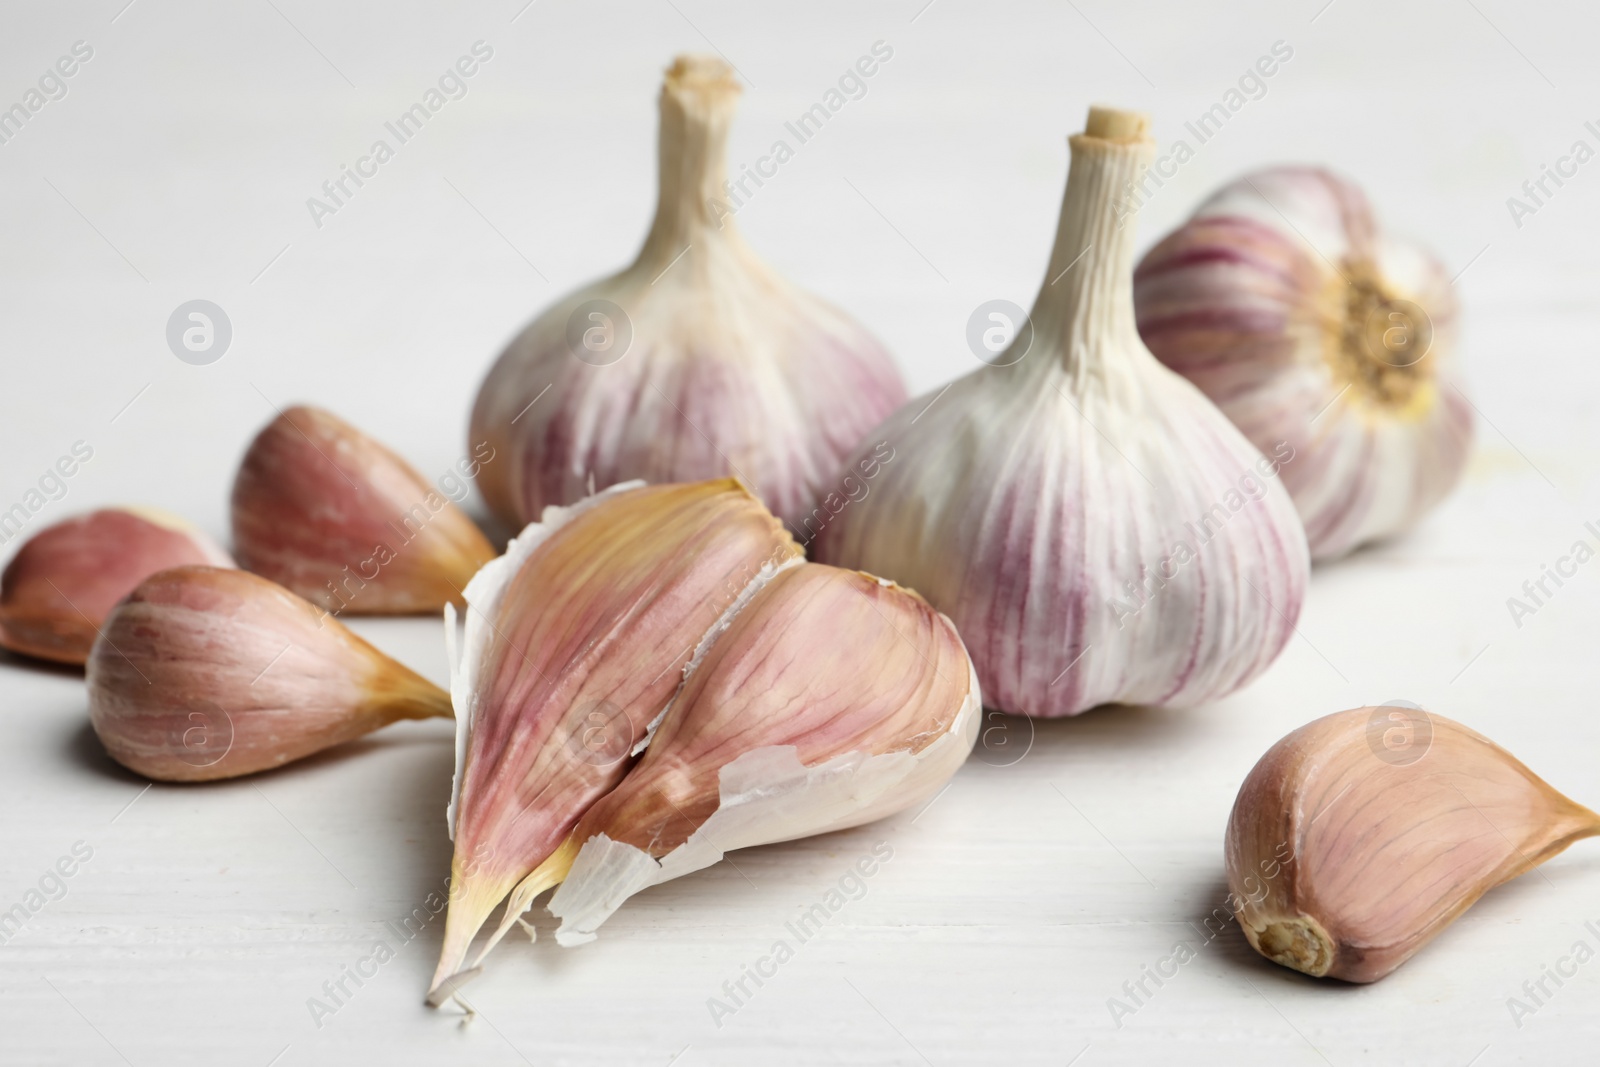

{"left": 1227, "top": 707, "right": 1600, "bottom": 982}
{"left": 231, "top": 405, "right": 496, "bottom": 614}
{"left": 0, "top": 507, "right": 233, "bottom": 665}
{"left": 1134, "top": 166, "right": 1472, "bottom": 560}
{"left": 567, "top": 563, "right": 977, "bottom": 859}
{"left": 542, "top": 561, "right": 979, "bottom": 945}
{"left": 816, "top": 110, "right": 1309, "bottom": 718}
{"left": 433, "top": 480, "right": 798, "bottom": 991}
{"left": 470, "top": 56, "right": 906, "bottom": 532}
{"left": 86, "top": 566, "right": 451, "bottom": 782}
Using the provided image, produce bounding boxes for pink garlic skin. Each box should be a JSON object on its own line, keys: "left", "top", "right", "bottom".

{"left": 815, "top": 119, "right": 1309, "bottom": 719}
{"left": 87, "top": 566, "right": 450, "bottom": 782}
{"left": 1134, "top": 166, "right": 1472, "bottom": 560}
{"left": 0, "top": 508, "right": 233, "bottom": 665}
{"left": 469, "top": 56, "right": 907, "bottom": 533}
{"left": 231, "top": 406, "right": 497, "bottom": 614}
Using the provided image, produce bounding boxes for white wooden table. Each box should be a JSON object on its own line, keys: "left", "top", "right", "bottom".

{"left": 3, "top": 1, "right": 1597, "bottom": 1063}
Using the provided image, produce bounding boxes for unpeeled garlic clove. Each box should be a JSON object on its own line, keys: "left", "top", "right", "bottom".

{"left": 0, "top": 507, "right": 233, "bottom": 665}
{"left": 816, "top": 106, "right": 1309, "bottom": 717}
{"left": 1226, "top": 705, "right": 1600, "bottom": 982}
{"left": 430, "top": 479, "right": 798, "bottom": 998}
{"left": 469, "top": 55, "right": 907, "bottom": 532}
{"left": 231, "top": 405, "right": 497, "bottom": 614}
{"left": 87, "top": 565, "right": 451, "bottom": 782}
{"left": 538, "top": 561, "right": 979, "bottom": 947}
{"left": 1134, "top": 166, "right": 1472, "bottom": 560}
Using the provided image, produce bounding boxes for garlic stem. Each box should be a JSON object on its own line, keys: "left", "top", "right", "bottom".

{"left": 1033, "top": 107, "right": 1154, "bottom": 390}
{"left": 639, "top": 56, "right": 743, "bottom": 261}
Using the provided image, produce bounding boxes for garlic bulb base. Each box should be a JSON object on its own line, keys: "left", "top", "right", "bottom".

{"left": 1249, "top": 916, "right": 1333, "bottom": 978}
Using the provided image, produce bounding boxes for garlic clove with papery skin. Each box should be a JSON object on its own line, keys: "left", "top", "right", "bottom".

{"left": 1226, "top": 705, "right": 1600, "bottom": 982}
{"left": 815, "top": 106, "right": 1309, "bottom": 718}
{"left": 0, "top": 507, "right": 234, "bottom": 665}
{"left": 86, "top": 566, "right": 451, "bottom": 782}
{"left": 469, "top": 55, "right": 907, "bottom": 533}
{"left": 429, "top": 479, "right": 798, "bottom": 999}
{"left": 1134, "top": 166, "right": 1472, "bottom": 560}
{"left": 538, "top": 561, "right": 979, "bottom": 946}
{"left": 231, "top": 405, "right": 497, "bottom": 615}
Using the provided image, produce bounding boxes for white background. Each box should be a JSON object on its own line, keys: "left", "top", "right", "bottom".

{"left": 3, "top": 0, "right": 1599, "bottom": 1063}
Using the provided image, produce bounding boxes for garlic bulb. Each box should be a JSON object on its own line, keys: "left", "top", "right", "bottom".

{"left": 469, "top": 55, "right": 906, "bottom": 532}
{"left": 431, "top": 479, "right": 798, "bottom": 997}
{"left": 87, "top": 566, "right": 451, "bottom": 782}
{"left": 1134, "top": 166, "right": 1471, "bottom": 560}
{"left": 232, "top": 405, "right": 496, "bottom": 614}
{"left": 1227, "top": 705, "right": 1600, "bottom": 982}
{"left": 0, "top": 507, "right": 233, "bottom": 665}
{"left": 815, "top": 107, "right": 1309, "bottom": 718}
{"left": 542, "top": 560, "right": 978, "bottom": 947}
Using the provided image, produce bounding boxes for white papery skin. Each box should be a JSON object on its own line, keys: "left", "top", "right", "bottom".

{"left": 815, "top": 109, "right": 1309, "bottom": 719}
{"left": 1134, "top": 167, "right": 1472, "bottom": 560}
{"left": 470, "top": 56, "right": 906, "bottom": 533}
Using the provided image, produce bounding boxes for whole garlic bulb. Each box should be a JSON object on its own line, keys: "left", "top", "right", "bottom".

{"left": 469, "top": 55, "right": 906, "bottom": 532}
{"left": 1134, "top": 166, "right": 1472, "bottom": 560}
{"left": 815, "top": 107, "right": 1309, "bottom": 718}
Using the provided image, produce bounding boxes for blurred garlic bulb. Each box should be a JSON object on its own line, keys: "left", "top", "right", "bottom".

{"left": 1134, "top": 166, "right": 1472, "bottom": 560}
{"left": 87, "top": 566, "right": 451, "bottom": 782}
{"left": 1228, "top": 705, "right": 1600, "bottom": 981}
{"left": 0, "top": 507, "right": 232, "bottom": 665}
{"left": 469, "top": 55, "right": 906, "bottom": 532}
{"left": 232, "top": 405, "right": 496, "bottom": 614}
{"left": 431, "top": 479, "right": 797, "bottom": 998}
{"left": 542, "top": 561, "right": 978, "bottom": 947}
{"left": 816, "top": 107, "right": 1308, "bottom": 718}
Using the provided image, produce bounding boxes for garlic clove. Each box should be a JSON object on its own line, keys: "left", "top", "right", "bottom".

{"left": 469, "top": 55, "right": 907, "bottom": 532}
{"left": 815, "top": 107, "right": 1309, "bottom": 718}
{"left": 0, "top": 507, "right": 233, "bottom": 665}
{"left": 86, "top": 566, "right": 451, "bottom": 782}
{"left": 539, "top": 561, "right": 979, "bottom": 946}
{"left": 1226, "top": 705, "right": 1600, "bottom": 982}
{"left": 231, "top": 405, "right": 497, "bottom": 614}
{"left": 1134, "top": 166, "right": 1472, "bottom": 560}
{"left": 430, "top": 479, "right": 798, "bottom": 997}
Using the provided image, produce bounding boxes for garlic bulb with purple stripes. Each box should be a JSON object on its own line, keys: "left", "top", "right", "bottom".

{"left": 815, "top": 107, "right": 1309, "bottom": 719}
{"left": 470, "top": 55, "right": 906, "bottom": 533}
{"left": 1134, "top": 166, "right": 1472, "bottom": 560}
